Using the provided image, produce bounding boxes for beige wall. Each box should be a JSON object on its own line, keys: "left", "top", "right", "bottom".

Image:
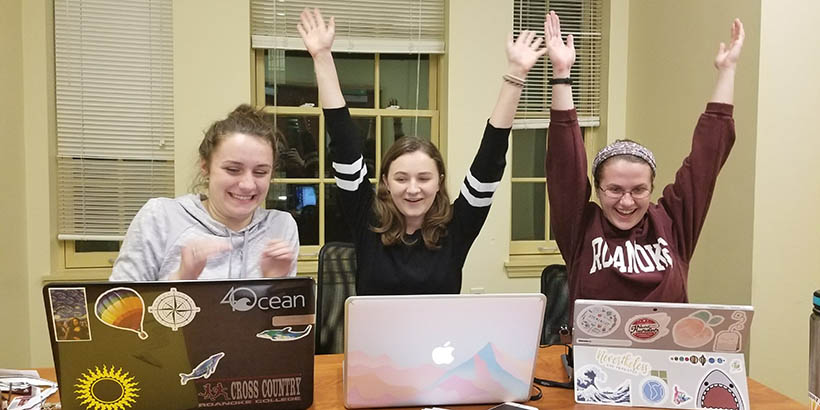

{"left": 626, "top": 0, "right": 759, "bottom": 308}
{"left": 446, "top": 0, "right": 540, "bottom": 294}
{"left": 0, "top": 0, "right": 30, "bottom": 368}
{"left": 751, "top": 0, "right": 820, "bottom": 402}
{"left": 173, "top": 0, "right": 252, "bottom": 195}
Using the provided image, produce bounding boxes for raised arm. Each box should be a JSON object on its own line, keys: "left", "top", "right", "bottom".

{"left": 297, "top": 8, "right": 344, "bottom": 109}
{"left": 710, "top": 18, "right": 744, "bottom": 104}
{"left": 488, "top": 31, "right": 548, "bottom": 128}
{"left": 545, "top": 10, "right": 575, "bottom": 110}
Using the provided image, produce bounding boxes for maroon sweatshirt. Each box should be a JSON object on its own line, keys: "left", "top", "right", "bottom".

{"left": 546, "top": 103, "right": 735, "bottom": 310}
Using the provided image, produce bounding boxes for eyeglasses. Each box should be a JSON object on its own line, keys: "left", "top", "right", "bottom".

{"left": 598, "top": 186, "right": 651, "bottom": 200}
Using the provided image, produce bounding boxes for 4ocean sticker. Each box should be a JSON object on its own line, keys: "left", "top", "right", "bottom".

{"left": 48, "top": 287, "right": 92, "bottom": 342}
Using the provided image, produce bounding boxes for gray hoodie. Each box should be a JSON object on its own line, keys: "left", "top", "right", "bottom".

{"left": 110, "top": 194, "right": 299, "bottom": 281}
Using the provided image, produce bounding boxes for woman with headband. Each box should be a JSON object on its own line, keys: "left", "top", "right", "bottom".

{"left": 544, "top": 11, "right": 744, "bottom": 307}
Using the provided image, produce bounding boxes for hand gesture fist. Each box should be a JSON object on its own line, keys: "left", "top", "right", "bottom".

{"left": 259, "top": 239, "right": 295, "bottom": 278}
{"left": 297, "top": 8, "right": 335, "bottom": 57}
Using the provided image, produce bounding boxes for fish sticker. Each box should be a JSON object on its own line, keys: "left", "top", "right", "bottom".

{"left": 697, "top": 369, "right": 744, "bottom": 410}
{"left": 256, "top": 325, "right": 312, "bottom": 342}
{"left": 180, "top": 352, "right": 225, "bottom": 386}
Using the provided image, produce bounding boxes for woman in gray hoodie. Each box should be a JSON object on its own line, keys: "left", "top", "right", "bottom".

{"left": 110, "top": 105, "right": 299, "bottom": 281}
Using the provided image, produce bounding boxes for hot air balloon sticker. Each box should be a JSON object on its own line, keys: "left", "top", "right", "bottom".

{"left": 95, "top": 287, "right": 149, "bottom": 340}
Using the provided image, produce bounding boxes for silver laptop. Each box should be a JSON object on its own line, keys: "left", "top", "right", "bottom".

{"left": 572, "top": 299, "right": 754, "bottom": 409}
{"left": 343, "top": 294, "right": 546, "bottom": 408}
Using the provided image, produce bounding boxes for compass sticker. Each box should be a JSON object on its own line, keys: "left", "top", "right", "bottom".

{"left": 148, "top": 288, "right": 200, "bottom": 331}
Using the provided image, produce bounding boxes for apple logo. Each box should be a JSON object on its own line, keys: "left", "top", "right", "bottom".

{"left": 431, "top": 341, "right": 455, "bottom": 365}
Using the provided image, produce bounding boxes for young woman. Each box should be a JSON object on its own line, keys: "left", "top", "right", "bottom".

{"left": 110, "top": 105, "right": 299, "bottom": 281}
{"left": 544, "top": 11, "right": 744, "bottom": 307}
{"left": 298, "top": 8, "right": 546, "bottom": 294}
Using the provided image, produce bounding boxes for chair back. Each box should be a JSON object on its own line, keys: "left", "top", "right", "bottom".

{"left": 316, "top": 242, "right": 357, "bottom": 354}
{"left": 540, "top": 264, "right": 570, "bottom": 345}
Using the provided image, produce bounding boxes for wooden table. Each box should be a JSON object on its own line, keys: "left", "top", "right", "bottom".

{"left": 38, "top": 347, "right": 804, "bottom": 409}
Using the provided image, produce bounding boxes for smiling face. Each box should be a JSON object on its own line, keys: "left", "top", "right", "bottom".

{"left": 597, "top": 158, "right": 653, "bottom": 231}
{"left": 202, "top": 132, "right": 273, "bottom": 231}
{"left": 382, "top": 150, "right": 442, "bottom": 233}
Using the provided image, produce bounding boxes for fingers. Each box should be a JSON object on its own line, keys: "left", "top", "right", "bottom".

{"left": 299, "top": 8, "right": 314, "bottom": 31}
{"left": 262, "top": 240, "right": 295, "bottom": 260}
{"left": 566, "top": 33, "right": 574, "bottom": 50}
{"left": 312, "top": 7, "right": 324, "bottom": 30}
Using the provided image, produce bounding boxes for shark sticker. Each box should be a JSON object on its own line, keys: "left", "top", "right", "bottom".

{"left": 180, "top": 352, "right": 225, "bottom": 386}
{"left": 256, "top": 325, "right": 312, "bottom": 342}
{"left": 697, "top": 369, "right": 744, "bottom": 410}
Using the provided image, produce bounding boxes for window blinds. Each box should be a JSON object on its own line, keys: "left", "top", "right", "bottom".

{"left": 55, "top": 0, "right": 174, "bottom": 240}
{"left": 513, "top": 0, "right": 601, "bottom": 128}
{"left": 250, "top": 0, "right": 445, "bottom": 54}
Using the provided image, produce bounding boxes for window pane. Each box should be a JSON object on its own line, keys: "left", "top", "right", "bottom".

{"left": 266, "top": 183, "right": 319, "bottom": 246}
{"left": 324, "top": 184, "right": 361, "bottom": 244}
{"left": 379, "top": 54, "right": 429, "bottom": 109}
{"left": 381, "top": 117, "right": 432, "bottom": 153}
{"left": 264, "top": 50, "right": 317, "bottom": 107}
{"left": 75, "top": 241, "right": 120, "bottom": 252}
{"left": 325, "top": 117, "right": 376, "bottom": 179}
{"left": 512, "top": 128, "right": 546, "bottom": 178}
{"left": 337, "top": 53, "right": 375, "bottom": 108}
{"left": 511, "top": 182, "right": 545, "bottom": 240}
{"left": 265, "top": 114, "right": 319, "bottom": 179}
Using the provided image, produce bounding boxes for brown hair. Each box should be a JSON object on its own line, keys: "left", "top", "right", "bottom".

{"left": 592, "top": 139, "right": 656, "bottom": 191}
{"left": 191, "top": 104, "right": 277, "bottom": 193}
{"left": 372, "top": 136, "right": 453, "bottom": 249}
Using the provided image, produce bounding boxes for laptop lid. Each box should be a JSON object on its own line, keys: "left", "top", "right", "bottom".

{"left": 343, "top": 293, "right": 546, "bottom": 409}
{"left": 43, "top": 278, "right": 315, "bottom": 410}
{"left": 572, "top": 299, "right": 754, "bottom": 409}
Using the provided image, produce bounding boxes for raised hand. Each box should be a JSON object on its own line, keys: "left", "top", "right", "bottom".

{"left": 506, "top": 30, "right": 547, "bottom": 77}
{"left": 296, "top": 8, "right": 335, "bottom": 57}
{"left": 714, "top": 18, "right": 744, "bottom": 71}
{"left": 259, "top": 239, "right": 295, "bottom": 278}
{"left": 174, "top": 238, "right": 231, "bottom": 280}
{"left": 544, "top": 10, "right": 575, "bottom": 77}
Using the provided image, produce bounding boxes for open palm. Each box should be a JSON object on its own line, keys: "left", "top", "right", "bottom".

{"left": 544, "top": 11, "right": 575, "bottom": 76}
{"left": 507, "top": 30, "right": 548, "bottom": 75}
{"left": 714, "top": 19, "right": 744, "bottom": 70}
{"left": 297, "top": 8, "right": 335, "bottom": 57}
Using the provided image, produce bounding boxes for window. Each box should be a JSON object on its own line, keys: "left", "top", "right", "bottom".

{"left": 506, "top": 0, "right": 602, "bottom": 277}
{"left": 250, "top": 0, "right": 445, "bottom": 274}
{"left": 253, "top": 50, "right": 440, "bottom": 274}
{"left": 55, "top": 0, "right": 174, "bottom": 270}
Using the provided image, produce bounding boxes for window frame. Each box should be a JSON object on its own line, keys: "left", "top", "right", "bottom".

{"left": 253, "top": 50, "right": 441, "bottom": 276}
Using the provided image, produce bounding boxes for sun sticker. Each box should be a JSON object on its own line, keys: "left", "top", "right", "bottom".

{"left": 75, "top": 365, "right": 140, "bottom": 410}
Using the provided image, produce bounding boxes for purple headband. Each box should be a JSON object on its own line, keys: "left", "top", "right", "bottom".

{"left": 592, "top": 140, "right": 656, "bottom": 175}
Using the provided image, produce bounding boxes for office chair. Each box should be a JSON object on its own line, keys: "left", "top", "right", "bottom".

{"left": 540, "top": 264, "right": 570, "bottom": 345}
{"left": 316, "top": 242, "right": 357, "bottom": 354}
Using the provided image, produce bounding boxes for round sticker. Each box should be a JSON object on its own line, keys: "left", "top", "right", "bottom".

{"left": 641, "top": 376, "right": 667, "bottom": 405}
{"left": 576, "top": 304, "right": 621, "bottom": 337}
{"left": 624, "top": 312, "right": 670, "bottom": 343}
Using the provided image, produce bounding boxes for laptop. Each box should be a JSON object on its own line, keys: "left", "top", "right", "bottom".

{"left": 43, "top": 278, "right": 316, "bottom": 410}
{"left": 343, "top": 293, "right": 546, "bottom": 408}
{"left": 572, "top": 299, "right": 754, "bottom": 409}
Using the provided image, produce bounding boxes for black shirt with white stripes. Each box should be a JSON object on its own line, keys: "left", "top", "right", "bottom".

{"left": 325, "top": 106, "right": 510, "bottom": 295}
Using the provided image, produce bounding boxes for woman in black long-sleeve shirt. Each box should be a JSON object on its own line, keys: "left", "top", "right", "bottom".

{"left": 298, "top": 8, "right": 546, "bottom": 294}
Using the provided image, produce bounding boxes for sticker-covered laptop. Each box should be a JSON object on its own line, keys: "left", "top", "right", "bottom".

{"left": 343, "top": 293, "right": 546, "bottom": 409}
{"left": 572, "top": 299, "right": 754, "bottom": 409}
{"left": 43, "top": 278, "right": 315, "bottom": 410}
